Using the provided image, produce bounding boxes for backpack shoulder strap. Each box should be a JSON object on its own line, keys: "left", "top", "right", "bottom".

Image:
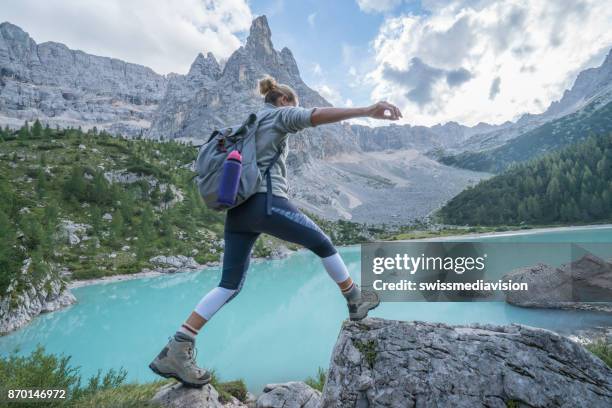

{"left": 263, "top": 144, "right": 284, "bottom": 215}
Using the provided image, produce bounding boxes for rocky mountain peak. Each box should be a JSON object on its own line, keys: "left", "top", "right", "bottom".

{"left": 0, "top": 21, "right": 26, "bottom": 37}
{"left": 543, "top": 45, "right": 612, "bottom": 118}
{"left": 246, "top": 15, "right": 274, "bottom": 55}
{"left": 187, "top": 51, "right": 220, "bottom": 80}
{"left": 280, "top": 46, "right": 300, "bottom": 77}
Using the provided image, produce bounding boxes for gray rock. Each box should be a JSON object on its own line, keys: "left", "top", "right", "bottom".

{"left": 563, "top": 253, "right": 612, "bottom": 301}
{"left": 321, "top": 318, "right": 612, "bottom": 408}
{"left": 152, "top": 382, "right": 246, "bottom": 408}
{"left": 149, "top": 255, "right": 201, "bottom": 271}
{"left": 0, "top": 259, "right": 76, "bottom": 334}
{"left": 267, "top": 244, "right": 292, "bottom": 260}
{"left": 503, "top": 254, "right": 612, "bottom": 309}
{"left": 504, "top": 263, "right": 573, "bottom": 305}
{"left": 257, "top": 382, "right": 321, "bottom": 408}
{"left": 60, "top": 220, "right": 90, "bottom": 246}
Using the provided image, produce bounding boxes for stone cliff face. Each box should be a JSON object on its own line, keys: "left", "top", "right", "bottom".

{"left": 0, "top": 22, "right": 167, "bottom": 136}
{"left": 0, "top": 259, "right": 76, "bottom": 334}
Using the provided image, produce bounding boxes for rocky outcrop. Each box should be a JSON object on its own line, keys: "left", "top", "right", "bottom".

{"left": 152, "top": 382, "right": 247, "bottom": 408}
{"left": 503, "top": 254, "right": 612, "bottom": 311}
{"left": 256, "top": 382, "right": 321, "bottom": 408}
{"left": 322, "top": 318, "right": 612, "bottom": 407}
{"left": 0, "top": 259, "right": 76, "bottom": 334}
{"left": 149, "top": 255, "right": 202, "bottom": 273}
{"left": 0, "top": 21, "right": 167, "bottom": 136}
{"left": 60, "top": 220, "right": 91, "bottom": 246}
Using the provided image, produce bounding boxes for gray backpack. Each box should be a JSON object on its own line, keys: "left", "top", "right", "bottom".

{"left": 194, "top": 113, "right": 282, "bottom": 214}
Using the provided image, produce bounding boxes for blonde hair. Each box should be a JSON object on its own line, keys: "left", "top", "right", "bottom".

{"left": 258, "top": 76, "right": 298, "bottom": 106}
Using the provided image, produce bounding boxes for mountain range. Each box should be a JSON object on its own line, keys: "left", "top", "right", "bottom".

{"left": 1, "top": 16, "right": 611, "bottom": 223}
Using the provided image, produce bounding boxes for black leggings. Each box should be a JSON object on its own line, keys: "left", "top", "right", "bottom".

{"left": 220, "top": 193, "right": 337, "bottom": 292}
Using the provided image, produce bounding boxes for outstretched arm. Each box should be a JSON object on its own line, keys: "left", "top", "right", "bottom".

{"left": 310, "top": 101, "right": 402, "bottom": 126}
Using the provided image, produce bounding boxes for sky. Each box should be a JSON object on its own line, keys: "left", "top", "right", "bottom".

{"left": 1, "top": 0, "right": 611, "bottom": 127}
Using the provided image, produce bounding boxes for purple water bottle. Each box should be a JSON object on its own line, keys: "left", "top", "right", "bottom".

{"left": 217, "top": 150, "right": 242, "bottom": 207}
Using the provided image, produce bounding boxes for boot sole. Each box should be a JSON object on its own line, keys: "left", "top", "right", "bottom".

{"left": 349, "top": 300, "right": 380, "bottom": 321}
{"left": 149, "top": 362, "right": 211, "bottom": 388}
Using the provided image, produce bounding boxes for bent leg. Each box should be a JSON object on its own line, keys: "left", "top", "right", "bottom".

{"left": 193, "top": 230, "right": 260, "bottom": 321}
{"left": 260, "top": 197, "right": 350, "bottom": 284}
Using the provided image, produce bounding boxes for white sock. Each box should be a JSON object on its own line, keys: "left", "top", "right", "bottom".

{"left": 177, "top": 323, "right": 198, "bottom": 339}
{"left": 194, "top": 286, "right": 237, "bottom": 320}
{"left": 321, "top": 252, "right": 351, "bottom": 283}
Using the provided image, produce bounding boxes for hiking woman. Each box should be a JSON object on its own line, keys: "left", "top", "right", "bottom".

{"left": 150, "top": 76, "right": 403, "bottom": 387}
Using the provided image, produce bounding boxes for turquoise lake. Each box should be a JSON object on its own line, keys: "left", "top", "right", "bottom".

{"left": 1, "top": 226, "right": 611, "bottom": 393}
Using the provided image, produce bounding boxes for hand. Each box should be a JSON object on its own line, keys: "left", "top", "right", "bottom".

{"left": 367, "top": 101, "right": 402, "bottom": 121}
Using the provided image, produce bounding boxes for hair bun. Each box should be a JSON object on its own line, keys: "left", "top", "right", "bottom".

{"left": 259, "top": 76, "right": 277, "bottom": 96}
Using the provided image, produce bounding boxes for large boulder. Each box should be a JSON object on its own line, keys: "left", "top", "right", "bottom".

{"left": 256, "top": 382, "right": 321, "bottom": 408}
{"left": 564, "top": 253, "right": 612, "bottom": 301}
{"left": 503, "top": 254, "right": 612, "bottom": 310}
{"left": 504, "top": 263, "right": 573, "bottom": 306}
{"left": 321, "top": 318, "right": 612, "bottom": 408}
{"left": 152, "top": 382, "right": 247, "bottom": 408}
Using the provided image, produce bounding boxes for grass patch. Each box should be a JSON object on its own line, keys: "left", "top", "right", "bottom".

{"left": 0, "top": 345, "right": 166, "bottom": 407}
{"left": 353, "top": 339, "right": 377, "bottom": 369}
{"left": 586, "top": 340, "right": 612, "bottom": 368}
{"left": 210, "top": 371, "right": 248, "bottom": 403}
{"left": 304, "top": 367, "right": 327, "bottom": 392}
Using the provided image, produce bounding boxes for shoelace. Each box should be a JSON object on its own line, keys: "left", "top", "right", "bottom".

{"left": 185, "top": 343, "right": 204, "bottom": 376}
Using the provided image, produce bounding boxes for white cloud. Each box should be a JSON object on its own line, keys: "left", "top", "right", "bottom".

{"left": 0, "top": 0, "right": 253, "bottom": 75}
{"left": 312, "top": 63, "right": 323, "bottom": 76}
{"left": 315, "top": 84, "right": 345, "bottom": 106}
{"left": 368, "top": 0, "right": 612, "bottom": 126}
{"left": 357, "top": 0, "right": 403, "bottom": 14}
{"left": 308, "top": 12, "right": 317, "bottom": 27}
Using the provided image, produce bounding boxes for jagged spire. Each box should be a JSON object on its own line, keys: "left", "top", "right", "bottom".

{"left": 246, "top": 15, "right": 274, "bottom": 54}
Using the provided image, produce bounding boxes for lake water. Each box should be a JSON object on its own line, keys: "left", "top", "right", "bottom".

{"left": 1, "top": 226, "right": 611, "bottom": 393}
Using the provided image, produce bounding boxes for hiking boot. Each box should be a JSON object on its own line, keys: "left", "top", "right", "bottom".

{"left": 149, "top": 334, "right": 211, "bottom": 388}
{"left": 348, "top": 288, "right": 380, "bottom": 321}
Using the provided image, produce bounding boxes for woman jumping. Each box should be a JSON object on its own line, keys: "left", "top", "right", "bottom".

{"left": 149, "top": 76, "right": 403, "bottom": 387}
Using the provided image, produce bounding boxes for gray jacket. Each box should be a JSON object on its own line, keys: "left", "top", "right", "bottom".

{"left": 255, "top": 103, "right": 316, "bottom": 198}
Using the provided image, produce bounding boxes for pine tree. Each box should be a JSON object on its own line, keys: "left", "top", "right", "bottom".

{"left": 90, "top": 206, "right": 103, "bottom": 236}
{"left": 43, "top": 124, "right": 52, "bottom": 139}
{"left": 36, "top": 169, "right": 47, "bottom": 199}
{"left": 63, "top": 166, "right": 86, "bottom": 202}
{"left": 0, "top": 209, "right": 19, "bottom": 295}
{"left": 109, "top": 211, "right": 125, "bottom": 248}
{"left": 18, "top": 122, "right": 30, "bottom": 139}
{"left": 31, "top": 120, "right": 43, "bottom": 139}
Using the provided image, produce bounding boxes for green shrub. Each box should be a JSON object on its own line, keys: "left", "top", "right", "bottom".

{"left": 209, "top": 371, "right": 248, "bottom": 403}
{"left": 216, "top": 379, "right": 248, "bottom": 403}
{"left": 353, "top": 339, "right": 377, "bottom": 368}
{"left": 305, "top": 367, "right": 327, "bottom": 392}
{"left": 586, "top": 340, "right": 612, "bottom": 368}
{"left": 0, "top": 346, "right": 136, "bottom": 407}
